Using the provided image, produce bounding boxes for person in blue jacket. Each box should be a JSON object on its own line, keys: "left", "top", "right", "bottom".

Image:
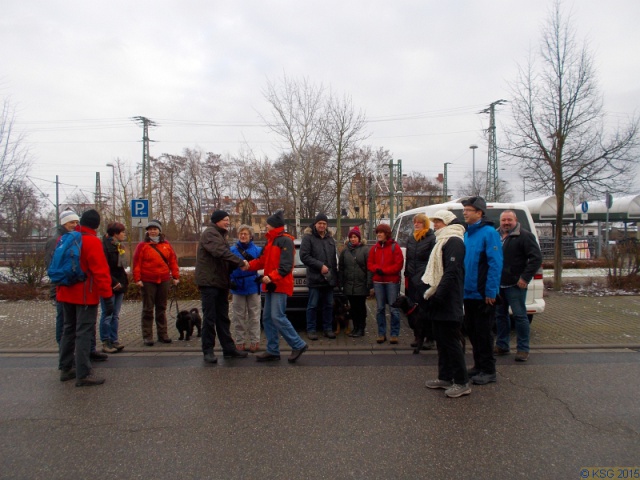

{"left": 461, "top": 196, "right": 503, "bottom": 386}
{"left": 230, "top": 224, "right": 263, "bottom": 353}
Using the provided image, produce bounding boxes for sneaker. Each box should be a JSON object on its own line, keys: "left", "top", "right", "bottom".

{"left": 102, "top": 341, "right": 117, "bottom": 354}
{"left": 112, "top": 341, "right": 125, "bottom": 352}
{"left": 76, "top": 374, "right": 105, "bottom": 387}
{"left": 376, "top": 335, "right": 387, "bottom": 344}
{"left": 288, "top": 344, "right": 309, "bottom": 363}
{"left": 144, "top": 339, "right": 154, "bottom": 346}
{"left": 323, "top": 330, "right": 336, "bottom": 339}
{"left": 256, "top": 352, "right": 281, "bottom": 362}
{"left": 515, "top": 351, "right": 529, "bottom": 362}
{"left": 425, "top": 379, "right": 453, "bottom": 389}
{"left": 389, "top": 336, "right": 399, "bottom": 344}
{"left": 307, "top": 332, "right": 319, "bottom": 341}
{"left": 90, "top": 351, "right": 108, "bottom": 362}
{"left": 471, "top": 372, "right": 497, "bottom": 385}
{"left": 60, "top": 368, "right": 76, "bottom": 382}
{"left": 494, "top": 346, "right": 510, "bottom": 356}
{"left": 445, "top": 383, "right": 472, "bottom": 398}
{"left": 203, "top": 352, "right": 218, "bottom": 364}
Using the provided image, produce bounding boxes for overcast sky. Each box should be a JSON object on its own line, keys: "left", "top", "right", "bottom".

{"left": 1, "top": 0, "right": 639, "bottom": 207}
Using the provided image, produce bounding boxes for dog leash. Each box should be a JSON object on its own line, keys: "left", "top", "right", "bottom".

{"left": 168, "top": 285, "right": 180, "bottom": 320}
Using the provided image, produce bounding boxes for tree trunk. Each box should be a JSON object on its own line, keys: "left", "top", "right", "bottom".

{"left": 553, "top": 187, "right": 565, "bottom": 290}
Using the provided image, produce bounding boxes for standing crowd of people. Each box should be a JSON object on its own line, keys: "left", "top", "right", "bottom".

{"left": 48, "top": 196, "right": 542, "bottom": 398}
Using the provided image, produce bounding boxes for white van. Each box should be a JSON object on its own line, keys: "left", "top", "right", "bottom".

{"left": 391, "top": 201, "right": 545, "bottom": 321}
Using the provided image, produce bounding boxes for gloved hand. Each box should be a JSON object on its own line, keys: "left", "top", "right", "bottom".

{"left": 376, "top": 268, "right": 384, "bottom": 276}
{"left": 103, "top": 296, "right": 115, "bottom": 317}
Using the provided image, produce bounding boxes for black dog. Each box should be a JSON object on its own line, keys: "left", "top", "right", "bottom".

{"left": 176, "top": 308, "right": 203, "bottom": 341}
{"left": 332, "top": 296, "right": 351, "bottom": 334}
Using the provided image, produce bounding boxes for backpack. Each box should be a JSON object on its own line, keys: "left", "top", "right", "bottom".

{"left": 47, "top": 231, "right": 86, "bottom": 286}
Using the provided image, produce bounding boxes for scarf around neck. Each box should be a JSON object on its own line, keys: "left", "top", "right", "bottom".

{"left": 421, "top": 223, "right": 465, "bottom": 299}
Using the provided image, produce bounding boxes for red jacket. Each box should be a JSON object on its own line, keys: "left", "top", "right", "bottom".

{"left": 367, "top": 238, "right": 404, "bottom": 283}
{"left": 133, "top": 239, "right": 180, "bottom": 284}
{"left": 248, "top": 227, "right": 295, "bottom": 296}
{"left": 56, "top": 225, "right": 113, "bottom": 305}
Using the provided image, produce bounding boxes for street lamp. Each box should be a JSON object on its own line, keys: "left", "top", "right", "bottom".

{"left": 469, "top": 145, "right": 478, "bottom": 195}
{"left": 443, "top": 162, "right": 452, "bottom": 200}
{"left": 106, "top": 162, "right": 116, "bottom": 216}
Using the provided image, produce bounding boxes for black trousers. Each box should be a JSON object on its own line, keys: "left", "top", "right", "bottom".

{"left": 463, "top": 299, "right": 496, "bottom": 375}
{"left": 200, "top": 286, "right": 236, "bottom": 354}
{"left": 433, "top": 320, "right": 468, "bottom": 385}
{"left": 347, "top": 295, "right": 367, "bottom": 331}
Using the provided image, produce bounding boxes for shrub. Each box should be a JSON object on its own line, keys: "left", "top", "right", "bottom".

{"left": 604, "top": 241, "right": 640, "bottom": 289}
{"left": 0, "top": 252, "right": 48, "bottom": 287}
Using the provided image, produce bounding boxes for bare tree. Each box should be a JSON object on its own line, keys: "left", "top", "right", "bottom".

{"left": 262, "top": 74, "right": 325, "bottom": 237}
{"left": 0, "top": 97, "right": 31, "bottom": 208}
{"left": 457, "top": 171, "right": 512, "bottom": 202}
{"left": 0, "top": 180, "right": 41, "bottom": 240}
{"left": 503, "top": 0, "right": 639, "bottom": 288}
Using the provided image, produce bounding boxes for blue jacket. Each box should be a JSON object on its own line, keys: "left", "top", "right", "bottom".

{"left": 464, "top": 219, "right": 503, "bottom": 300}
{"left": 230, "top": 240, "right": 262, "bottom": 295}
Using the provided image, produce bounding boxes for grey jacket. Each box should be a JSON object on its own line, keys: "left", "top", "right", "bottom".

{"left": 195, "top": 225, "right": 245, "bottom": 288}
{"left": 300, "top": 225, "right": 338, "bottom": 288}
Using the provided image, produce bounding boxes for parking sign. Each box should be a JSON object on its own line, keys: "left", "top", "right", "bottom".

{"left": 131, "top": 199, "right": 149, "bottom": 218}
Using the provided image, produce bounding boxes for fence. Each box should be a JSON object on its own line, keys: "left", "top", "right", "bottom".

{"left": 538, "top": 236, "right": 598, "bottom": 260}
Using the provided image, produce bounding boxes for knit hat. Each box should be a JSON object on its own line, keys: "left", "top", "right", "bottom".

{"left": 266, "top": 210, "right": 285, "bottom": 228}
{"left": 347, "top": 226, "right": 362, "bottom": 241}
{"left": 430, "top": 210, "right": 457, "bottom": 226}
{"left": 79, "top": 209, "right": 100, "bottom": 230}
{"left": 314, "top": 213, "right": 329, "bottom": 224}
{"left": 461, "top": 196, "right": 487, "bottom": 214}
{"left": 375, "top": 223, "right": 392, "bottom": 236}
{"left": 146, "top": 219, "right": 162, "bottom": 232}
{"left": 59, "top": 210, "right": 79, "bottom": 225}
{"left": 210, "top": 210, "right": 229, "bottom": 225}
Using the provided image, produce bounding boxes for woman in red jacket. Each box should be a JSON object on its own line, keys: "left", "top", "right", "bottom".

{"left": 367, "top": 223, "right": 404, "bottom": 344}
{"left": 132, "top": 220, "right": 180, "bottom": 346}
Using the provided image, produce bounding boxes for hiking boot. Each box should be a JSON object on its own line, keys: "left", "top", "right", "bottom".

{"left": 76, "top": 374, "right": 105, "bottom": 387}
{"left": 445, "top": 383, "right": 472, "bottom": 398}
{"left": 60, "top": 368, "right": 76, "bottom": 382}
{"left": 494, "top": 346, "right": 510, "bottom": 356}
{"left": 223, "top": 349, "right": 249, "bottom": 359}
{"left": 389, "top": 336, "right": 399, "bottom": 344}
{"left": 288, "top": 344, "right": 309, "bottom": 363}
{"left": 349, "top": 329, "right": 364, "bottom": 338}
{"left": 471, "top": 372, "right": 497, "bottom": 385}
{"left": 112, "top": 341, "right": 125, "bottom": 352}
{"left": 323, "top": 330, "right": 336, "bottom": 339}
{"left": 90, "top": 351, "right": 108, "bottom": 362}
{"left": 307, "top": 331, "right": 318, "bottom": 341}
{"left": 203, "top": 352, "right": 218, "bottom": 364}
{"left": 515, "top": 351, "right": 529, "bottom": 362}
{"left": 157, "top": 337, "right": 172, "bottom": 344}
{"left": 102, "top": 341, "right": 117, "bottom": 354}
{"left": 425, "top": 379, "right": 453, "bottom": 389}
{"left": 144, "top": 339, "right": 154, "bottom": 346}
{"left": 376, "top": 335, "right": 387, "bottom": 344}
{"left": 256, "top": 352, "right": 281, "bottom": 362}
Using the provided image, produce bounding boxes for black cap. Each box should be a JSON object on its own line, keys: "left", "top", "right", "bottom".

{"left": 314, "top": 213, "right": 329, "bottom": 224}
{"left": 267, "top": 210, "right": 285, "bottom": 228}
{"left": 80, "top": 209, "right": 101, "bottom": 230}
{"left": 210, "top": 210, "right": 229, "bottom": 225}
{"left": 461, "top": 196, "right": 487, "bottom": 214}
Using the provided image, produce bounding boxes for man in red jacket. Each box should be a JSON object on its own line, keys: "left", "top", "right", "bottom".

{"left": 57, "top": 209, "right": 114, "bottom": 387}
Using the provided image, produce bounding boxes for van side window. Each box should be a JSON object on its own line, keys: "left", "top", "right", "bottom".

{"left": 395, "top": 215, "right": 414, "bottom": 248}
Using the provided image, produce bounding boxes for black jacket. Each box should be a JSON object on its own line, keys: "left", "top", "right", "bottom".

{"left": 195, "top": 225, "right": 245, "bottom": 288}
{"left": 404, "top": 230, "right": 436, "bottom": 303}
{"left": 102, "top": 235, "right": 129, "bottom": 290}
{"left": 499, "top": 223, "right": 542, "bottom": 286}
{"left": 300, "top": 225, "right": 338, "bottom": 288}
{"left": 427, "top": 236, "right": 465, "bottom": 323}
{"left": 338, "top": 243, "right": 372, "bottom": 296}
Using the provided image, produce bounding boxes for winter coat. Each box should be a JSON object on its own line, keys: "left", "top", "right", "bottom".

{"left": 426, "top": 236, "right": 465, "bottom": 323}
{"left": 230, "top": 240, "right": 262, "bottom": 295}
{"left": 133, "top": 237, "right": 180, "bottom": 284}
{"left": 195, "top": 225, "right": 245, "bottom": 289}
{"left": 248, "top": 226, "right": 295, "bottom": 296}
{"left": 338, "top": 242, "right": 372, "bottom": 296}
{"left": 404, "top": 230, "right": 436, "bottom": 302}
{"left": 498, "top": 223, "right": 542, "bottom": 286}
{"left": 463, "top": 219, "right": 503, "bottom": 300}
{"left": 102, "top": 235, "right": 129, "bottom": 290}
{"left": 367, "top": 238, "right": 404, "bottom": 283}
{"left": 299, "top": 225, "right": 338, "bottom": 288}
{"left": 56, "top": 225, "right": 113, "bottom": 306}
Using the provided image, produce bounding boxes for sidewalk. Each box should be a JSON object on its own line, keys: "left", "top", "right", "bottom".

{"left": 0, "top": 291, "right": 639, "bottom": 354}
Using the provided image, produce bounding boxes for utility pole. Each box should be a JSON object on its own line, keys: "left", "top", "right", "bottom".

{"left": 388, "top": 159, "right": 403, "bottom": 227}
{"left": 469, "top": 145, "right": 478, "bottom": 195}
{"left": 443, "top": 162, "right": 451, "bottom": 201}
{"left": 95, "top": 172, "right": 102, "bottom": 212}
{"left": 55, "top": 175, "right": 60, "bottom": 227}
{"left": 367, "top": 173, "right": 376, "bottom": 241}
{"left": 132, "top": 116, "right": 157, "bottom": 219}
{"left": 480, "top": 99, "right": 507, "bottom": 201}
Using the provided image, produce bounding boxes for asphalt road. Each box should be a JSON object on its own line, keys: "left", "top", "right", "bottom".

{"left": 1, "top": 350, "right": 639, "bottom": 479}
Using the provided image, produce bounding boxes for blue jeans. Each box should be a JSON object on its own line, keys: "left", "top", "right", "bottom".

{"left": 373, "top": 282, "right": 400, "bottom": 337}
{"left": 99, "top": 292, "right": 124, "bottom": 343}
{"left": 263, "top": 292, "right": 306, "bottom": 355}
{"left": 306, "top": 287, "right": 334, "bottom": 333}
{"left": 495, "top": 286, "right": 530, "bottom": 353}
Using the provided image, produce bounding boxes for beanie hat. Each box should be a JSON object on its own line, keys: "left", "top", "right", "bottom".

{"left": 146, "top": 219, "right": 162, "bottom": 232}
{"left": 430, "top": 210, "right": 457, "bottom": 226}
{"left": 210, "top": 210, "right": 229, "bottom": 225}
{"left": 314, "top": 213, "right": 329, "bottom": 224}
{"left": 461, "top": 196, "right": 487, "bottom": 214}
{"left": 347, "top": 226, "right": 362, "bottom": 241}
{"left": 80, "top": 209, "right": 100, "bottom": 230}
{"left": 59, "top": 210, "right": 80, "bottom": 225}
{"left": 375, "top": 223, "right": 392, "bottom": 237}
{"left": 267, "top": 210, "right": 285, "bottom": 228}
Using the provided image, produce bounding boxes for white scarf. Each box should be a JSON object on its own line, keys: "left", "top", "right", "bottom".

{"left": 421, "top": 223, "right": 465, "bottom": 299}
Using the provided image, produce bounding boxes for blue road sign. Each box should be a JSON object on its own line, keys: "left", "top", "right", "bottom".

{"left": 581, "top": 201, "right": 588, "bottom": 213}
{"left": 131, "top": 199, "right": 149, "bottom": 218}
